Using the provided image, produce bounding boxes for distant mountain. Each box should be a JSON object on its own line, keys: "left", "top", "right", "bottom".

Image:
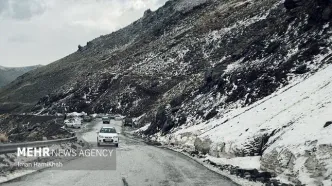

{"left": 0, "top": 65, "right": 42, "bottom": 88}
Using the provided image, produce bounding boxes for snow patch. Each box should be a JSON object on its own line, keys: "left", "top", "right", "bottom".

{"left": 206, "top": 155, "right": 261, "bottom": 170}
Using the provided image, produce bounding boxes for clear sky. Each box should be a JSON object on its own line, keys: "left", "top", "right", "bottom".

{"left": 0, "top": 0, "right": 168, "bottom": 67}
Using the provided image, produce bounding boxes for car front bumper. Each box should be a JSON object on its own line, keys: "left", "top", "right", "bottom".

{"left": 98, "top": 138, "right": 118, "bottom": 145}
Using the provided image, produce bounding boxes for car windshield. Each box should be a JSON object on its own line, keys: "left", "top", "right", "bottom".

{"left": 100, "top": 128, "right": 116, "bottom": 133}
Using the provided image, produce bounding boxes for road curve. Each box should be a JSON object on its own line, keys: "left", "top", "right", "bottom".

{"left": 2, "top": 119, "right": 238, "bottom": 186}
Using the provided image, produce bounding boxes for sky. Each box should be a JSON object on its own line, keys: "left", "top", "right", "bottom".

{"left": 0, "top": 0, "right": 168, "bottom": 67}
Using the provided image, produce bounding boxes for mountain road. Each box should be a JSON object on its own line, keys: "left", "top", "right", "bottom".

{"left": 2, "top": 119, "right": 238, "bottom": 186}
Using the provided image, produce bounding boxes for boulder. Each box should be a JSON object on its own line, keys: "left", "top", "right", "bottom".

{"left": 27, "top": 131, "right": 42, "bottom": 141}
{"left": 190, "top": 150, "right": 199, "bottom": 156}
{"left": 145, "top": 105, "right": 171, "bottom": 135}
{"left": 255, "top": 171, "right": 272, "bottom": 182}
{"left": 236, "top": 168, "right": 259, "bottom": 178}
{"left": 78, "top": 45, "right": 83, "bottom": 52}
{"left": 323, "top": 121, "right": 332, "bottom": 128}
{"left": 194, "top": 137, "right": 212, "bottom": 154}
{"left": 294, "top": 64, "right": 308, "bottom": 74}
{"left": 205, "top": 109, "right": 218, "bottom": 120}
{"left": 209, "top": 142, "right": 225, "bottom": 157}
{"left": 143, "top": 9, "right": 152, "bottom": 17}
{"left": 0, "top": 134, "right": 8, "bottom": 143}
{"left": 284, "top": 0, "right": 301, "bottom": 10}
{"left": 261, "top": 149, "right": 295, "bottom": 174}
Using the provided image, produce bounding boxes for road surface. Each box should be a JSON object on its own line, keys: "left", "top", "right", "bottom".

{"left": 2, "top": 119, "right": 238, "bottom": 186}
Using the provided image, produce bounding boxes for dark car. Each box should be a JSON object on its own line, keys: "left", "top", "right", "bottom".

{"left": 83, "top": 116, "right": 92, "bottom": 122}
{"left": 123, "top": 118, "right": 134, "bottom": 127}
{"left": 102, "top": 117, "right": 110, "bottom": 124}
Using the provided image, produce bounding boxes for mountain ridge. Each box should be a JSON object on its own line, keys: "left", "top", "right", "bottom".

{"left": 0, "top": 65, "right": 42, "bottom": 88}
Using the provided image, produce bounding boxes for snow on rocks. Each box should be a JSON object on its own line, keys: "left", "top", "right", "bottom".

{"left": 66, "top": 112, "right": 87, "bottom": 117}
{"left": 138, "top": 63, "right": 332, "bottom": 185}
{"left": 205, "top": 155, "right": 261, "bottom": 170}
{"left": 174, "top": 0, "right": 208, "bottom": 13}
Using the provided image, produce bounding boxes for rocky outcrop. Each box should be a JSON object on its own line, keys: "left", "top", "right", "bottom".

{"left": 144, "top": 104, "right": 175, "bottom": 135}
{"left": 0, "top": 133, "right": 8, "bottom": 143}
{"left": 261, "top": 144, "right": 332, "bottom": 185}
{"left": 0, "top": 115, "right": 71, "bottom": 142}
{"left": 284, "top": 0, "right": 301, "bottom": 10}
{"left": 284, "top": 0, "right": 332, "bottom": 21}
{"left": 323, "top": 121, "right": 332, "bottom": 128}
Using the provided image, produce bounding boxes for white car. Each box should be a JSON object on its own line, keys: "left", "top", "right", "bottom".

{"left": 65, "top": 118, "right": 82, "bottom": 129}
{"left": 97, "top": 127, "right": 119, "bottom": 147}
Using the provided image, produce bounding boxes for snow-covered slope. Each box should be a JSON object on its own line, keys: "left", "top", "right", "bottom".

{"left": 145, "top": 63, "right": 332, "bottom": 185}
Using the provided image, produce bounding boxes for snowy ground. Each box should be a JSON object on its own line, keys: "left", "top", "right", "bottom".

{"left": 137, "top": 64, "right": 332, "bottom": 186}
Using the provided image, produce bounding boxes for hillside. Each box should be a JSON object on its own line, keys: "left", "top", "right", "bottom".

{"left": 146, "top": 64, "right": 332, "bottom": 185}
{"left": 0, "top": 65, "right": 41, "bottom": 88}
{"left": 1, "top": 0, "right": 332, "bottom": 184}
{"left": 1, "top": 0, "right": 330, "bottom": 116}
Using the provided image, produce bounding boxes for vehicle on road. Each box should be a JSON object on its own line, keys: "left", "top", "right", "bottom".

{"left": 102, "top": 116, "right": 110, "bottom": 124}
{"left": 97, "top": 127, "right": 119, "bottom": 147}
{"left": 65, "top": 118, "right": 82, "bottom": 129}
{"left": 83, "top": 115, "right": 92, "bottom": 122}
{"left": 123, "top": 118, "right": 134, "bottom": 127}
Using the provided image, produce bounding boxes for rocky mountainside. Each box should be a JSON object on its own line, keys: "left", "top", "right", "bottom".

{"left": 0, "top": 115, "right": 70, "bottom": 142}
{"left": 1, "top": 0, "right": 332, "bottom": 184}
{"left": 145, "top": 64, "right": 332, "bottom": 185}
{"left": 0, "top": 65, "right": 41, "bottom": 88}
{"left": 0, "top": 0, "right": 330, "bottom": 117}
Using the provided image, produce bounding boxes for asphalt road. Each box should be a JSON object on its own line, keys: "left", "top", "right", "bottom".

{"left": 2, "top": 119, "right": 238, "bottom": 186}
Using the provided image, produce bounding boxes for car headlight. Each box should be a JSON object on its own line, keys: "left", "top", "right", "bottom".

{"left": 99, "top": 135, "right": 104, "bottom": 138}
